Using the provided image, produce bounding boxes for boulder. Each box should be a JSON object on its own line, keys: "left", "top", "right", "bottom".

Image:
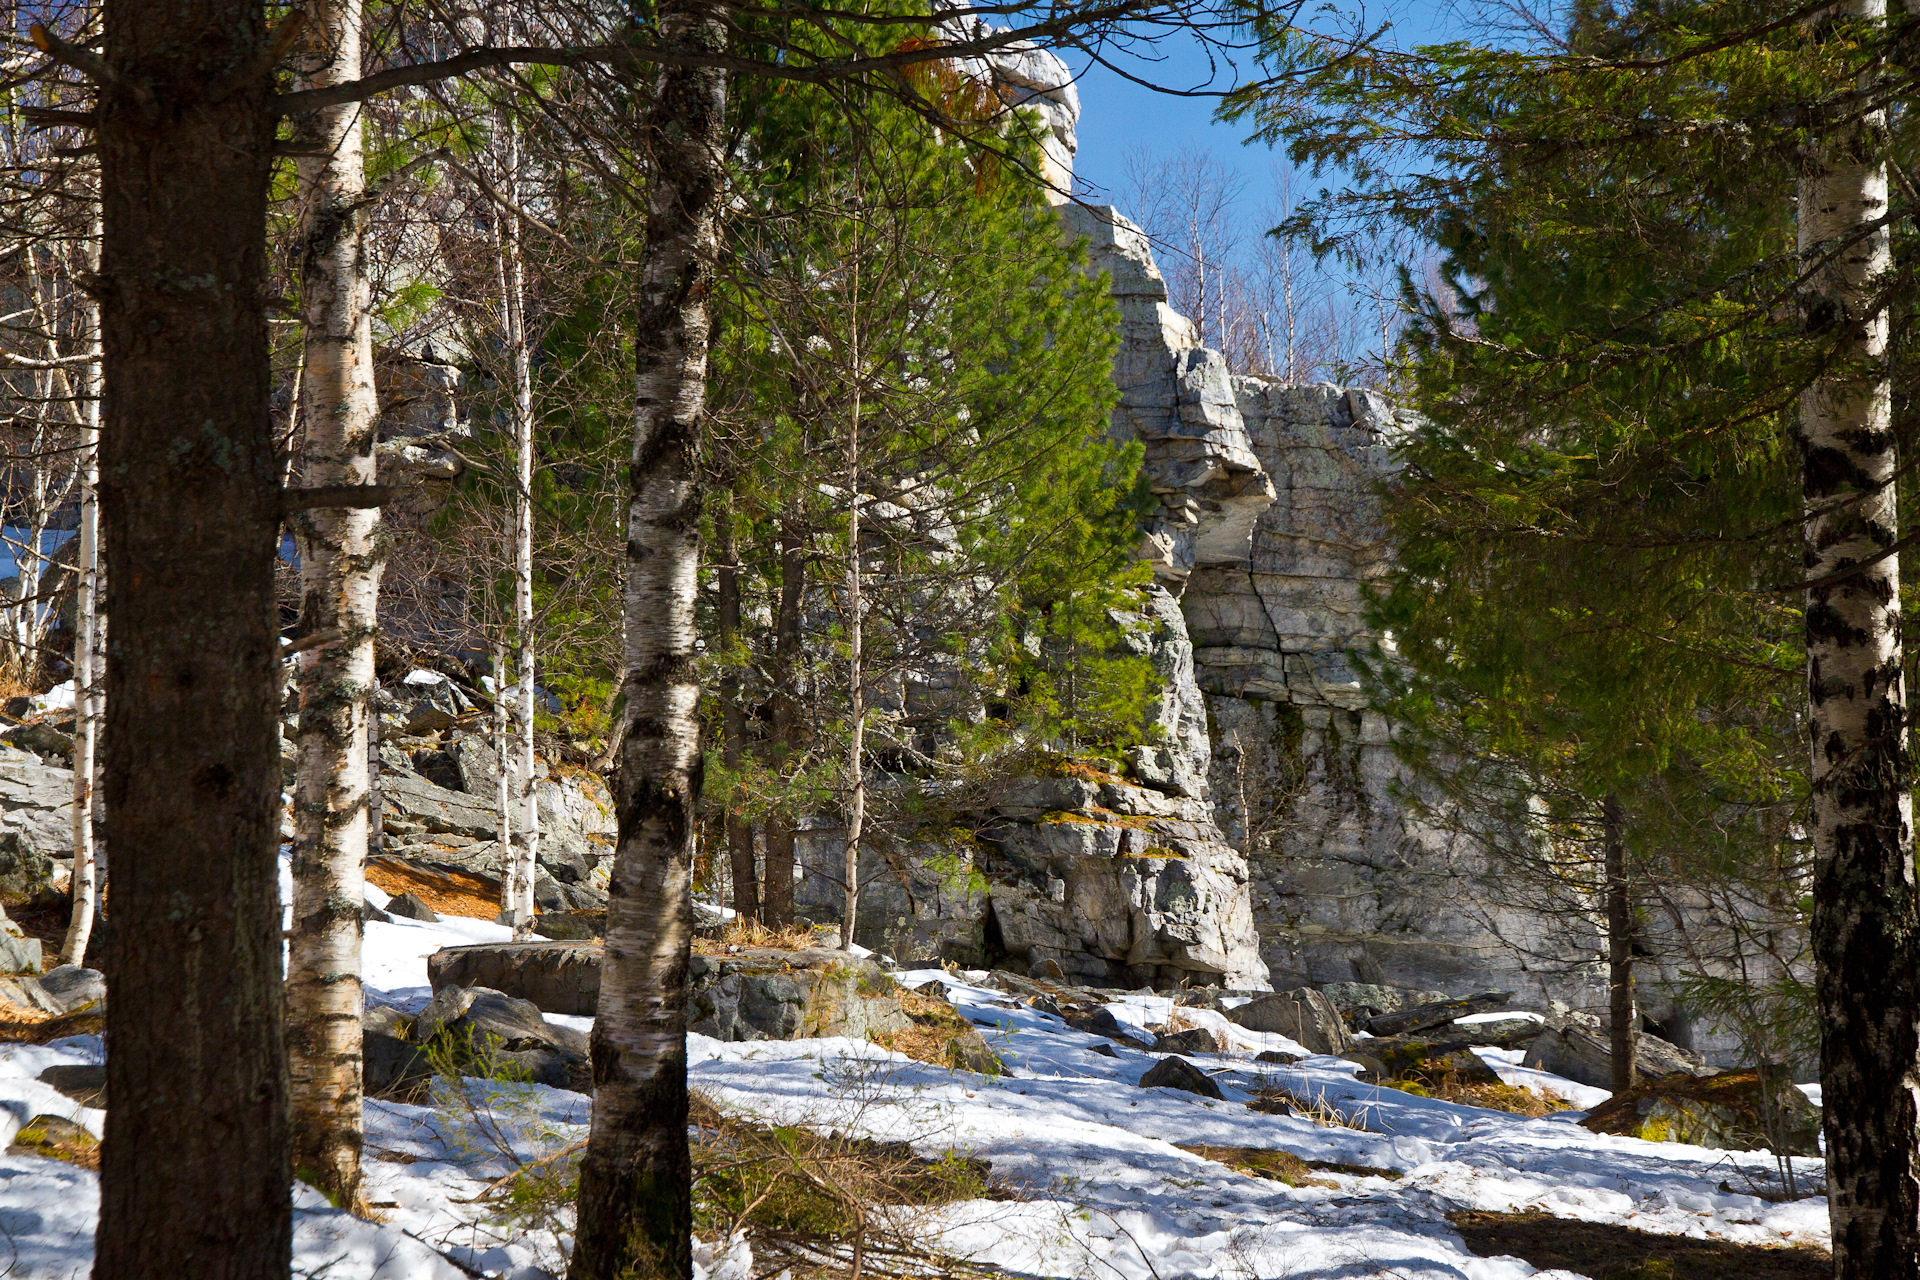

{"left": 1063, "top": 1004, "right": 1150, "bottom": 1045}
{"left": 361, "top": 1004, "right": 431, "bottom": 1099}
{"left": 0, "top": 974, "right": 60, "bottom": 1014}
{"left": 1581, "top": 1068, "right": 1821, "bottom": 1155}
{"left": 1151, "top": 1027, "right": 1220, "bottom": 1056}
{"left": 0, "top": 929, "right": 40, "bottom": 976}
{"left": 689, "top": 948, "right": 910, "bottom": 1042}
{"left": 386, "top": 892, "right": 439, "bottom": 923}
{"left": 945, "top": 1024, "right": 1005, "bottom": 1075}
{"left": 1522, "top": 1025, "right": 1709, "bottom": 1091}
{"left": 0, "top": 722, "right": 71, "bottom": 761}
{"left": 380, "top": 769, "right": 500, "bottom": 841}
{"left": 412, "top": 985, "right": 589, "bottom": 1091}
{"left": 1227, "top": 987, "right": 1353, "bottom": 1054}
{"left": 37, "top": 965, "right": 103, "bottom": 1014}
{"left": 0, "top": 830, "right": 53, "bottom": 901}
{"left": 429, "top": 940, "right": 602, "bottom": 1016}
{"left": 1253, "top": 1050, "right": 1300, "bottom": 1065}
{"left": 1138, "top": 1055, "right": 1225, "bottom": 1100}
{"left": 1318, "top": 982, "right": 1448, "bottom": 1022}
{"left": 35, "top": 1064, "right": 104, "bottom": 1108}
{"left": 1359, "top": 1035, "right": 1500, "bottom": 1087}
{"left": 1364, "top": 991, "right": 1514, "bottom": 1038}
{"left": 533, "top": 913, "right": 600, "bottom": 941}
{"left": 1447, "top": 1015, "right": 1548, "bottom": 1048}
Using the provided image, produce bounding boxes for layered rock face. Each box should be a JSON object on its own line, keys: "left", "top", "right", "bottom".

{"left": 1184, "top": 385, "right": 1606, "bottom": 1011}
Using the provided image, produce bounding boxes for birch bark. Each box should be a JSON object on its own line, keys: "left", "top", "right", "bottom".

{"left": 840, "top": 279, "right": 865, "bottom": 951}
{"left": 496, "top": 125, "right": 541, "bottom": 936}
{"left": 1797, "top": 4, "right": 1920, "bottom": 1274}
{"left": 568, "top": 1, "right": 725, "bottom": 1272}
{"left": 58, "top": 223, "right": 101, "bottom": 969}
{"left": 285, "top": 0, "right": 381, "bottom": 1209}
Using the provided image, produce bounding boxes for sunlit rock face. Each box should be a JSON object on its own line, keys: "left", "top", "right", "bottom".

{"left": 1179, "top": 382, "right": 1606, "bottom": 1011}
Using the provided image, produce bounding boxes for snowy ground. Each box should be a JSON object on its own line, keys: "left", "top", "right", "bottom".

{"left": 0, "top": 904, "right": 1830, "bottom": 1279}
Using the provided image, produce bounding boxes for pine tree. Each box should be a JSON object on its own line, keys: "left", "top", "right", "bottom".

{"left": 1236, "top": 1, "right": 1920, "bottom": 1267}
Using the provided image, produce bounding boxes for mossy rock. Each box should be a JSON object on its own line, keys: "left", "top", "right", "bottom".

{"left": 1581, "top": 1069, "right": 1820, "bottom": 1155}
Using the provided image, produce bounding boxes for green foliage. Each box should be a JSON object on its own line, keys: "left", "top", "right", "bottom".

{"left": 704, "top": 48, "right": 1150, "bottom": 844}
{"left": 1235, "top": 0, "right": 1842, "bottom": 1049}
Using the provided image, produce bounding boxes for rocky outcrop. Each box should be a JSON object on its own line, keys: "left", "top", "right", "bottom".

{"left": 1058, "top": 204, "right": 1275, "bottom": 590}
{"left": 688, "top": 949, "right": 910, "bottom": 1043}
{"left": 1523, "top": 1024, "right": 1711, "bottom": 1091}
{"left": 1182, "top": 381, "right": 1611, "bottom": 1014}
{"left": 796, "top": 769, "right": 1268, "bottom": 989}
{"left": 371, "top": 678, "right": 615, "bottom": 915}
{"left": 429, "top": 940, "right": 602, "bottom": 1016}
{"left": 1581, "top": 1068, "right": 1820, "bottom": 1155}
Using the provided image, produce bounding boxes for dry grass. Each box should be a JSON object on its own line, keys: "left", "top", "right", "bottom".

{"left": 0, "top": 1006, "right": 102, "bottom": 1045}
{"left": 694, "top": 917, "right": 822, "bottom": 954}
{"left": 1248, "top": 1079, "right": 1376, "bottom": 1130}
{"left": 1382, "top": 1076, "right": 1575, "bottom": 1118}
{"left": 866, "top": 985, "right": 1003, "bottom": 1074}
{"left": 1176, "top": 1144, "right": 1337, "bottom": 1189}
{"left": 368, "top": 859, "right": 502, "bottom": 920}
{"left": 690, "top": 1090, "right": 1006, "bottom": 1279}
{"left": 1449, "top": 1210, "right": 1829, "bottom": 1279}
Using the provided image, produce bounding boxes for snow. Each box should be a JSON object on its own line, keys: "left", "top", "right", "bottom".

{"left": 27, "top": 681, "right": 72, "bottom": 714}
{"left": 0, "top": 914, "right": 1831, "bottom": 1279}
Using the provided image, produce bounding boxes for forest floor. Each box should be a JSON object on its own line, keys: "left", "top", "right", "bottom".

{"left": 0, "top": 886, "right": 1832, "bottom": 1280}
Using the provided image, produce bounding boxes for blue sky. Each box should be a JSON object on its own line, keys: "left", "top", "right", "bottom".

{"left": 1066, "top": 4, "right": 1466, "bottom": 209}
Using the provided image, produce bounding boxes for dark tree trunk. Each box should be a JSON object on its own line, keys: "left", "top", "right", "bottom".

{"left": 1797, "top": 6, "right": 1920, "bottom": 1273}
{"left": 715, "top": 498, "right": 758, "bottom": 925}
{"left": 760, "top": 520, "right": 805, "bottom": 927}
{"left": 568, "top": 2, "right": 726, "bottom": 1275}
{"left": 95, "top": 1, "right": 289, "bottom": 1277}
{"left": 1602, "top": 794, "right": 1637, "bottom": 1093}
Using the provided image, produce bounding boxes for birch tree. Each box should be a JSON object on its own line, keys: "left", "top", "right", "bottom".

{"left": 1793, "top": 4, "right": 1918, "bottom": 1269}
{"left": 284, "top": 0, "right": 382, "bottom": 1211}
{"left": 58, "top": 216, "right": 102, "bottom": 969}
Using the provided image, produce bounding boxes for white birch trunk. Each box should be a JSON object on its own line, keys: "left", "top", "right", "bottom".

{"left": 569, "top": 1, "right": 724, "bottom": 1267}
{"left": 495, "top": 636, "right": 513, "bottom": 874}
{"left": 285, "top": 0, "right": 380, "bottom": 1210}
{"left": 1796, "top": 5, "right": 1920, "bottom": 1273}
{"left": 58, "top": 233, "right": 101, "bottom": 969}
{"left": 840, "top": 260, "right": 864, "bottom": 951}
{"left": 495, "top": 116, "right": 540, "bottom": 937}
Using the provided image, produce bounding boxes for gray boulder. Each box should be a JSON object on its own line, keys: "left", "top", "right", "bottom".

{"left": 1364, "top": 991, "right": 1514, "bottom": 1038}
{"left": 386, "top": 892, "right": 439, "bottom": 923}
{"left": 1138, "top": 1055, "right": 1225, "bottom": 1099}
{"left": 1318, "top": 982, "right": 1448, "bottom": 1021}
{"left": 380, "top": 770, "right": 500, "bottom": 841}
{"left": 362, "top": 1005, "right": 431, "bottom": 1098}
{"left": 0, "top": 929, "right": 40, "bottom": 976}
{"left": 38, "top": 965, "right": 103, "bottom": 1014}
{"left": 412, "top": 985, "right": 589, "bottom": 1091}
{"left": 688, "top": 948, "right": 910, "bottom": 1042}
{"left": 1522, "top": 1025, "right": 1710, "bottom": 1090}
{"left": 430, "top": 940, "right": 602, "bottom": 1016}
{"left": 1448, "top": 1015, "right": 1548, "bottom": 1048}
{"left": 1228, "top": 987, "right": 1353, "bottom": 1054}
{"left": 1151, "top": 1027, "right": 1220, "bottom": 1056}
